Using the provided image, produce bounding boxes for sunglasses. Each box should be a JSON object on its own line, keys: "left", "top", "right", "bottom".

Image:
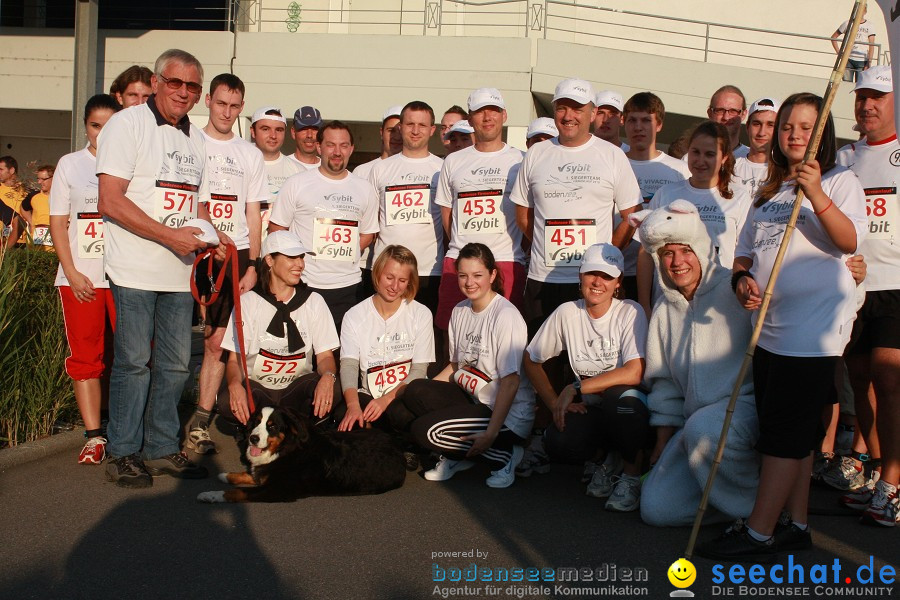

{"left": 158, "top": 74, "right": 203, "bottom": 95}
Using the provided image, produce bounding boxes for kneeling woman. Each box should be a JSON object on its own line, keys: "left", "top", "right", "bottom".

{"left": 219, "top": 231, "right": 342, "bottom": 425}
{"left": 393, "top": 243, "right": 535, "bottom": 488}
{"left": 631, "top": 201, "right": 759, "bottom": 527}
{"left": 337, "top": 245, "right": 435, "bottom": 432}
{"left": 524, "top": 243, "right": 650, "bottom": 512}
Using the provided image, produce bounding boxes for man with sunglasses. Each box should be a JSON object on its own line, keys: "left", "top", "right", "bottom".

{"left": 707, "top": 85, "right": 750, "bottom": 159}
{"left": 97, "top": 49, "right": 223, "bottom": 488}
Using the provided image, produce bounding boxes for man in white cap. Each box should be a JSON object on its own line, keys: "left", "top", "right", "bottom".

{"left": 836, "top": 65, "right": 900, "bottom": 528}
{"left": 187, "top": 73, "right": 269, "bottom": 456}
{"left": 354, "top": 105, "right": 403, "bottom": 181}
{"left": 440, "top": 105, "right": 468, "bottom": 152}
{"left": 368, "top": 100, "right": 444, "bottom": 311}
{"left": 269, "top": 121, "right": 379, "bottom": 333}
{"left": 511, "top": 78, "right": 642, "bottom": 335}
{"left": 593, "top": 90, "right": 629, "bottom": 152}
{"left": 707, "top": 85, "right": 749, "bottom": 158}
{"left": 288, "top": 105, "right": 324, "bottom": 170}
{"left": 435, "top": 88, "right": 527, "bottom": 333}
{"left": 525, "top": 117, "right": 557, "bottom": 149}
{"left": 733, "top": 98, "right": 780, "bottom": 199}
{"left": 250, "top": 106, "right": 304, "bottom": 238}
{"left": 444, "top": 120, "right": 474, "bottom": 154}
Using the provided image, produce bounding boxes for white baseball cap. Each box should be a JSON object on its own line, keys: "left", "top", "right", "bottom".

{"left": 443, "top": 119, "right": 474, "bottom": 140}
{"left": 467, "top": 88, "right": 506, "bottom": 112}
{"left": 594, "top": 90, "right": 624, "bottom": 112}
{"left": 383, "top": 105, "right": 403, "bottom": 122}
{"left": 580, "top": 243, "right": 624, "bottom": 277}
{"left": 262, "top": 230, "right": 314, "bottom": 257}
{"left": 526, "top": 117, "right": 558, "bottom": 139}
{"left": 747, "top": 97, "right": 780, "bottom": 117}
{"left": 251, "top": 106, "right": 286, "bottom": 125}
{"left": 553, "top": 78, "right": 596, "bottom": 106}
{"left": 854, "top": 65, "right": 893, "bottom": 93}
{"left": 183, "top": 218, "right": 220, "bottom": 245}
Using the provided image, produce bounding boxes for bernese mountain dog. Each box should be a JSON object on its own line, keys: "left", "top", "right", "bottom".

{"left": 197, "top": 405, "right": 407, "bottom": 503}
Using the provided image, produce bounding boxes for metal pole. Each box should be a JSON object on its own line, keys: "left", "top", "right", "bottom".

{"left": 71, "top": 0, "right": 99, "bottom": 153}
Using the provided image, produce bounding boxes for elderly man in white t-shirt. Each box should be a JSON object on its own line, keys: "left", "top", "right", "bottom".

{"left": 97, "top": 49, "right": 224, "bottom": 488}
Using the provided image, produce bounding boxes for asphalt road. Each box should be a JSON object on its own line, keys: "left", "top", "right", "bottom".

{"left": 0, "top": 419, "right": 897, "bottom": 600}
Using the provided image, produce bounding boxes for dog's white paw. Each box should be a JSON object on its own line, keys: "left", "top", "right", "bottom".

{"left": 197, "top": 491, "right": 226, "bottom": 503}
{"left": 218, "top": 472, "right": 230, "bottom": 484}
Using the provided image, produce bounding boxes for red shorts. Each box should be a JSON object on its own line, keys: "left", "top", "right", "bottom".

{"left": 59, "top": 286, "right": 116, "bottom": 380}
{"left": 435, "top": 256, "right": 526, "bottom": 330}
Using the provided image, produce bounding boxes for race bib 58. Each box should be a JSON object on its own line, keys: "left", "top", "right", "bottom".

{"left": 864, "top": 186, "right": 897, "bottom": 241}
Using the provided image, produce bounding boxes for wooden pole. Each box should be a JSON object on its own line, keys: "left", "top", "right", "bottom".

{"left": 684, "top": 0, "right": 868, "bottom": 560}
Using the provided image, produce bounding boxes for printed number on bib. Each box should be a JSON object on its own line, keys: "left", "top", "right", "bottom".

{"left": 155, "top": 180, "right": 199, "bottom": 227}
{"left": 454, "top": 364, "right": 493, "bottom": 400}
{"left": 31, "top": 225, "right": 52, "bottom": 246}
{"left": 544, "top": 218, "right": 596, "bottom": 267}
{"left": 77, "top": 212, "right": 104, "bottom": 258}
{"left": 386, "top": 184, "right": 431, "bottom": 225}
{"left": 864, "top": 187, "right": 897, "bottom": 241}
{"left": 251, "top": 349, "right": 308, "bottom": 390}
{"left": 366, "top": 360, "right": 411, "bottom": 396}
{"left": 458, "top": 190, "right": 505, "bottom": 235}
{"left": 314, "top": 217, "right": 359, "bottom": 262}
{"left": 207, "top": 193, "right": 239, "bottom": 235}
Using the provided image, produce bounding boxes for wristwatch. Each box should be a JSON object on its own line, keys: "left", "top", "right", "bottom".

{"left": 573, "top": 378, "right": 582, "bottom": 392}
{"left": 323, "top": 371, "right": 337, "bottom": 381}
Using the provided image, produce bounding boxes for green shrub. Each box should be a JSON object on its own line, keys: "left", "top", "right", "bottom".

{"left": 0, "top": 246, "right": 75, "bottom": 446}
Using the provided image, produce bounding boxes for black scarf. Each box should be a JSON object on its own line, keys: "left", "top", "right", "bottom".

{"left": 253, "top": 282, "right": 313, "bottom": 352}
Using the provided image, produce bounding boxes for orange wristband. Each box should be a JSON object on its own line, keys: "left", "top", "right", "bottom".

{"left": 815, "top": 200, "right": 834, "bottom": 216}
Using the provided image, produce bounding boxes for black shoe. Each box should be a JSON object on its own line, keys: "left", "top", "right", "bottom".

{"left": 144, "top": 452, "right": 208, "bottom": 479}
{"left": 403, "top": 451, "right": 420, "bottom": 472}
{"left": 773, "top": 522, "right": 812, "bottom": 551}
{"left": 695, "top": 519, "right": 777, "bottom": 563}
{"left": 105, "top": 453, "right": 153, "bottom": 488}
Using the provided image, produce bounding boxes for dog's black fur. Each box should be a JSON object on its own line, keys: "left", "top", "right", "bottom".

{"left": 199, "top": 405, "right": 407, "bottom": 503}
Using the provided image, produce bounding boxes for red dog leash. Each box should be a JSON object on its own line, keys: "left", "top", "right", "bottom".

{"left": 190, "top": 244, "right": 256, "bottom": 415}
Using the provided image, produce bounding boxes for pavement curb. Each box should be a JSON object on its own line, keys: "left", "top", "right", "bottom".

{"left": 0, "top": 429, "right": 84, "bottom": 471}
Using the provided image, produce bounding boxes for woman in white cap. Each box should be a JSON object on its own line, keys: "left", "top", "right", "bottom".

{"left": 523, "top": 242, "right": 650, "bottom": 512}
{"left": 336, "top": 245, "right": 435, "bottom": 433}
{"left": 48, "top": 93, "right": 122, "bottom": 465}
{"left": 218, "top": 230, "right": 342, "bottom": 425}
{"left": 630, "top": 200, "right": 759, "bottom": 527}
{"left": 392, "top": 243, "right": 534, "bottom": 489}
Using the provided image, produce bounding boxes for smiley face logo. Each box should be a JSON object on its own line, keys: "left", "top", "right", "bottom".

{"left": 667, "top": 558, "right": 696, "bottom": 589}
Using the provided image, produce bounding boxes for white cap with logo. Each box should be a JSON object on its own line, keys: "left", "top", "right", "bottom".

{"left": 854, "top": 65, "right": 893, "bottom": 93}
{"left": 553, "top": 78, "right": 596, "bottom": 106}
{"left": 443, "top": 119, "right": 475, "bottom": 140}
{"left": 526, "top": 117, "right": 559, "bottom": 139}
{"left": 262, "top": 230, "right": 314, "bottom": 257}
{"left": 747, "top": 97, "right": 781, "bottom": 117}
{"left": 251, "top": 106, "right": 286, "bottom": 125}
{"left": 383, "top": 105, "right": 404, "bottom": 122}
{"left": 468, "top": 88, "right": 506, "bottom": 112}
{"left": 580, "top": 243, "right": 624, "bottom": 277}
{"left": 595, "top": 90, "right": 624, "bottom": 112}
{"left": 184, "top": 218, "right": 220, "bottom": 245}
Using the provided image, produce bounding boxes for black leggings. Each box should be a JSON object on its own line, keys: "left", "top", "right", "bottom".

{"left": 395, "top": 379, "right": 527, "bottom": 469}
{"left": 216, "top": 373, "right": 344, "bottom": 424}
{"left": 543, "top": 385, "right": 650, "bottom": 464}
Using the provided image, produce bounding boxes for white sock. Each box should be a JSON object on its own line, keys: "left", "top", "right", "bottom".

{"left": 792, "top": 521, "right": 808, "bottom": 531}
{"left": 747, "top": 526, "right": 773, "bottom": 543}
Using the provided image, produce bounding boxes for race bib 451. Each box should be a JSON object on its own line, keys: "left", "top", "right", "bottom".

{"left": 544, "top": 218, "right": 596, "bottom": 267}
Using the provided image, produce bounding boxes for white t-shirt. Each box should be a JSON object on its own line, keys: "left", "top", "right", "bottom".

{"left": 221, "top": 289, "right": 340, "bottom": 390}
{"left": 735, "top": 167, "right": 867, "bottom": 356}
{"left": 510, "top": 137, "right": 642, "bottom": 283}
{"left": 526, "top": 299, "right": 647, "bottom": 406}
{"left": 261, "top": 154, "right": 304, "bottom": 242}
{"left": 353, "top": 157, "right": 384, "bottom": 182}
{"left": 734, "top": 157, "right": 769, "bottom": 201}
{"left": 96, "top": 101, "right": 209, "bottom": 292}
{"left": 649, "top": 179, "right": 753, "bottom": 270}
{"left": 269, "top": 169, "right": 379, "bottom": 289}
{"left": 50, "top": 148, "right": 107, "bottom": 288}
{"left": 200, "top": 131, "right": 269, "bottom": 250}
{"left": 621, "top": 152, "right": 691, "bottom": 274}
{"left": 368, "top": 153, "right": 444, "bottom": 276}
{"left": 448, "top": 294, "right": 535, "bottom": 437}
{"left": 837, "top": 137, "right": 900, "bottom": 291}
{"left": 340, "top": 297, "right": 435, "bottom": 397}
{"left": 287, "top": 154, "right": 321, "bottom": 171}
{"left": 436, "top": 143, "right": 526, "bottom": 263}
{"left": 838, "top": 20, "right": 876, "bottom": 61}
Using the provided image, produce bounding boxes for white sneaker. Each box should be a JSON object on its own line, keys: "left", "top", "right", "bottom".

{"left": 585, "top": 453, "right": 623, "bottom": 498}
{"left": 486, "top": 445, "right": 525, "bottom": 489}
{"left": 581, "top": 460, "right": 598, "bottom": 483}
{"left": 605, "top": 474, "right": 642, "bottom": 512}
{"left": 424, "top": 456, "right": 475, "bottom": 481}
